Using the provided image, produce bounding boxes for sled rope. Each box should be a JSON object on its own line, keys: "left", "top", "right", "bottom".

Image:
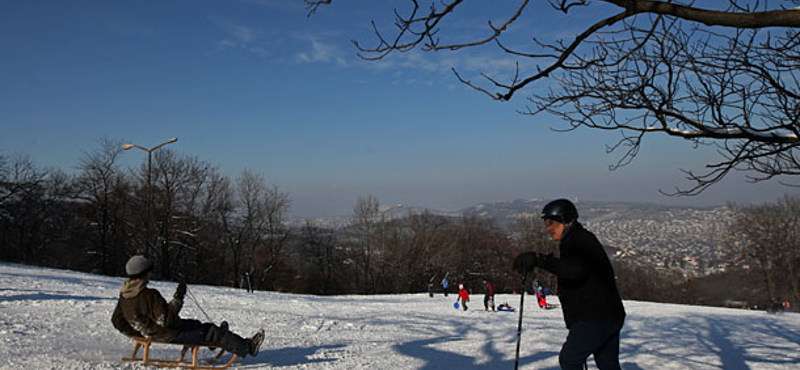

{"left": 186, "top": 286, "right": 214, "bottom": 323}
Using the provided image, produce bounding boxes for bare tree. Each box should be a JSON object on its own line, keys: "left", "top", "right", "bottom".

{"left": 145, "top": 150, "right": 216, "bottom": 280}
{"left": 308, "top": 0, "right": 800, "bottom": 194}
{"left": 253, "top": 179, "right": 291, "bottom": 291}
{"left": 0, "top": 155, "right": 45, "bottom": 209}
{"left": 225, "top": 170, "right": 291, "bottom": 291}
{"left": 455, "top": 214, "right": 517, "bottom": 291}
{"left": 72, "top": 138, "right": 131, "bottom": 275}
{"left": 188, "top": 171, "right": 233, "bottom": 286}
{"left": 0, "top": 155, "right": 50, "bottom": 262}
{"left": 511, "top": 213, "right": 558, "bottom": 256}
{"left": 766, "top": 195, "right": 800, "bottom": 306}
{"left": 0, "top": 155, "right": 71, "bottom": 265}
{"left": 169, "top": 160, "right": 226, "bottom": 283}
{"left": 510, "top": 212, "right": 559, "bottom": 289}
{"left": 217, "top": 170, "right": 261, "bottom": 287}
{"left": 388, "top": 211, "right": 453, "bottom": 293}
{"left": 349, "top": 195, "right": 380, "bottom": 293}
{"left": 729, "top": 201, "right": 784, "bottom": 302}
{"left": 214, "top": 175, "right": 246, "bottom": 287}
{"left": 296, "top": 220, "right": 347, "bottom": 294}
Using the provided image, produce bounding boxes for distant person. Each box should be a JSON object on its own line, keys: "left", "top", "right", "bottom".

{"left": 111, "top": 255, "right": 264, "bottom": 358}
{"left": 428, "top": 283, "right": 435, "bottom": 298}
{"left": 535, "top": 280, "right": 547, "bottom": 309}
{"left": 244, "top": 269, "right": 253, "bottom": 293}
{"left": 442, "top": 275, "right": 450, "bottom": 297}
{"left": 457, "top": 284, "right": 470, "bottom": 311}
{"left": 482, "top": 279, "right": 495, "bottom": 311}
{"left": 768, "top": 300, "right": 786, "bottom": 314}
{"left": 513, "top": 199, "right": 626, "bottom": 370}
{"left": 538, "top": 291, "right": 548, "bottom": 309}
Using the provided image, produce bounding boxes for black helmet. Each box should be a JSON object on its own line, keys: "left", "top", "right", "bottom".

{"left": 541, "top": 199, "right": 578, "bottom": 224}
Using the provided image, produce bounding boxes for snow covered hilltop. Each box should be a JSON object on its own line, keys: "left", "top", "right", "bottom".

{"left": 2, "top": 262, "right": 799, "bottom": 370}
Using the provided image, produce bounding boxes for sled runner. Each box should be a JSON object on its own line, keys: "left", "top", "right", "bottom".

{"left": 122, "top": 337, "right": 239, "bottom": 369}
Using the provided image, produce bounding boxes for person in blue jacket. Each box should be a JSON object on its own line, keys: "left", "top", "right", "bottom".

{"left": 513, "top": 199, "right": 626, "bottom": 370}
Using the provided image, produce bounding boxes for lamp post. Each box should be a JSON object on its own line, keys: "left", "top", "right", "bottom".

{"left": 379, "top": 204, "right": 403, "bottom": 223}
{"left": 378, "top": 204, "right": 403, "bottom": 247}
{"left": 373, "top": 203, "right": 402, "bottom": 293}
{"left": 122, "top": 138, "right": 178, "bottom": 252}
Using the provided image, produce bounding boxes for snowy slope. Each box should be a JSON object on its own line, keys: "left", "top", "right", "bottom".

{"left": 1, "top": 262, "right": 799, "bottom": 370}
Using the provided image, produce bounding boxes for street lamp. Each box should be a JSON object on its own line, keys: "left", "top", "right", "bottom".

{"left": 378, "top": 204, "right": 403, "bottom": 245}
{"left": 122, "top": 138, "right": 178, "bottom": 251}
{"left": 379, "top": 204, "right": 403, "bottom": 223}
{"left": 373, "top": 203, "right": 402, "bottom": 293}
{"left": 122, "top": 138, "right": 178, "bottom": 196}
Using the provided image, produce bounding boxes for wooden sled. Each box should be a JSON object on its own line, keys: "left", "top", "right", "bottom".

{"left": 122, "top": 337, "right": 239, "bottom": 369}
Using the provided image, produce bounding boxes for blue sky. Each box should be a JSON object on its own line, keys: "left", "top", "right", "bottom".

{"left": 1, "top": 0, "right": 797, "bottom": 217}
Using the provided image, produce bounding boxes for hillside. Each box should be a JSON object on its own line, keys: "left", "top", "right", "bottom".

{"left": 1, "top": 262, "right": 798, "bottom": 369}
{"left": 463, "top": 198, "right": 734, "bottom": 277}
{"left": 297, "top": 198, "right": 736, "bottom": 277}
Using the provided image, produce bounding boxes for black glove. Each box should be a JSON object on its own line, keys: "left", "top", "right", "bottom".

{"left": 513, "top": 252, "right": 544, "bottom": 273}
{"left": 174, "top": 282, "right": 187, "bottom": 301}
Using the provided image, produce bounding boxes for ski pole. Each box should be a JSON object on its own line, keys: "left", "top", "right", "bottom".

{"left": 514, "top": 272, "right": 528, "bottom": 370}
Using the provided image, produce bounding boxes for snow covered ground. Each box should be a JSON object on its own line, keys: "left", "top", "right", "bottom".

{"left": 1, "top": 262, "right": 799, "bottom": 370}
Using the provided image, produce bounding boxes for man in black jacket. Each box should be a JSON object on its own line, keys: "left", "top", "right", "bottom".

{"left": 513, "top": 199, "right": 626, "bottom": 370}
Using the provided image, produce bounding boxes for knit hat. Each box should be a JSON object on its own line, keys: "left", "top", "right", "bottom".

{"left": 125, "top": 255, "right": 153, "bottom": 278}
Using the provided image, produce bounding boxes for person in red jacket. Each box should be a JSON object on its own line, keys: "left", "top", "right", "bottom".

{"left": 457, "top": 284, "right": 470, "bottom": 311}
{"left": 534, "top": 280, "right": 547, "bottom": 309}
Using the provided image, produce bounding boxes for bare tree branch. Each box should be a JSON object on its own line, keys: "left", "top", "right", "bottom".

{"left": 309, "top": 0, "right": 800, "bottom": 195}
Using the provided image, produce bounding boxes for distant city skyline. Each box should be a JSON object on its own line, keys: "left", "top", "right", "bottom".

{"left": 2, "top": 0, "right": 798, "bottom": 218}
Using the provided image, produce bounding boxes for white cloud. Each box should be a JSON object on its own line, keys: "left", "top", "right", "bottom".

{"left": 207, "top": 16, "right": 275, "bottom": 59}
{"left": 293, "top": 36, "right": 348, "bottom": 66}
{"left": 212, "top": 17, "right": 260, "bottom": 44}
{"left": 236, "top": 0, "right": 304, "bottom": 12}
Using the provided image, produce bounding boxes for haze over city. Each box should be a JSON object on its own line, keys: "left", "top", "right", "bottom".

{"left": 2, "top": 0, "right": 798, "bottom": 218}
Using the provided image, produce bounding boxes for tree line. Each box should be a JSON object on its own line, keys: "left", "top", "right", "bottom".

{"left": 0, "top": 140, "right": 525, "bottom": 295}
{"left": 1, "top": 140, "right": 797, "bottom": 310}
{"left": 725, "top": 196, "right": 800, "bottom": 309}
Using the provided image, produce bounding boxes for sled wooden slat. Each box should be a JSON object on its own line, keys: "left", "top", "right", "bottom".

{"left": 121, "top": 337, "right": 238, "bottom": 369}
